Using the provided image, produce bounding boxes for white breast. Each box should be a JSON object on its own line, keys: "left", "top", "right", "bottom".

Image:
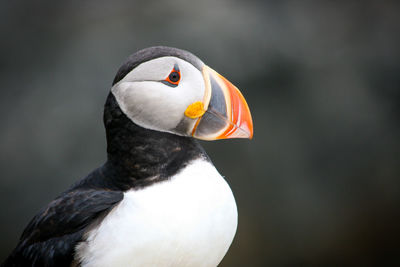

{"left": 75, "top": 158, "right": 238, "bottom": 267}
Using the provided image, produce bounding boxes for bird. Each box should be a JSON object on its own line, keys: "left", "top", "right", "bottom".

{"left": 2, "top": 46, "right": 253, "bottom": 267}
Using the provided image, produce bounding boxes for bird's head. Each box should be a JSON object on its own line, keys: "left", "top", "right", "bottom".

{"left": 109, "top": 46, "right": 253, "bottom": 140}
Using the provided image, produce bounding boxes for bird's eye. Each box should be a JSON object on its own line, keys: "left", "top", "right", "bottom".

{"left": 162, "top": 66, "right": 181, "bottom": 87}
{"left": 168, "top": 71, "right": 180, "bottom": 83}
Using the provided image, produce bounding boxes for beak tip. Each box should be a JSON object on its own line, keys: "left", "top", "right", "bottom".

{"left": 249, "top": 123, "right": 254, "bottom": 140}
{"left": 248, "top": 130, "right": 254, "bottom": 140}
{"left": 245, "top": 125, "right": 254, "bottom": 140}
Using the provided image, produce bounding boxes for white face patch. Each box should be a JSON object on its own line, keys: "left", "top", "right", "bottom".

{"left": 111, "top": 57, "right": 205, "bottom": 135}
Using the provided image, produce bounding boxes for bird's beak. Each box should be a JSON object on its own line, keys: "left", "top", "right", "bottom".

{"left": 185, "top": 65, "right": 253, "bottom": 140}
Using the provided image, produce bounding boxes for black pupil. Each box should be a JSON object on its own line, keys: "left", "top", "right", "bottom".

{"left": 169, "top": 71, "right": 180, "bottom": 82}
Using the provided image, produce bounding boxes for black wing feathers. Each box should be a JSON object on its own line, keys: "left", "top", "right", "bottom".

{"left": 2, "top": 190, "right": 123, "bottom": 267}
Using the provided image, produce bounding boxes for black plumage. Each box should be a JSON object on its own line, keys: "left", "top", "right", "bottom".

{"left": 101, "top": 93, "right": 208, "bottom": 190}
{"left": 3, "top": 190, "right": 123, "bottom": 267}
{"left": 2, "top": 48, "right": 208, "bottom": 266}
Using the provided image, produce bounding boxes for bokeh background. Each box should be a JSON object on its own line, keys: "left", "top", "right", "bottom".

{"left": 1, "top": 1, "right": 399, "bottom": 266}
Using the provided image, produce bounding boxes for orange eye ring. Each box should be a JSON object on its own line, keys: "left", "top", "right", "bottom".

{"left": 164, "top": 67, "right": 181, "bottom": 86}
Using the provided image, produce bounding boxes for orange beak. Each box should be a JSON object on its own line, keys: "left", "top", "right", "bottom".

{"left": 189, "top": 65, "right": 253, "bottom": 140}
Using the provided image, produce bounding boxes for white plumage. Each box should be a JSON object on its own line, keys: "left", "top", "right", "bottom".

{"left": 76, "top": 158, "right": 238, "bottom": 267}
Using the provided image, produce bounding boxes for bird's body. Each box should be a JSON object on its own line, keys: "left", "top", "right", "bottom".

{"left": 2, "top": 46, "right": 252, "bottom": 267}
{"left": 76, "top": 158, "right": 237, "bottom": 267}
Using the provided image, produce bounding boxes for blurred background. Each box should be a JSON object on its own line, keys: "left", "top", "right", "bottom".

{"left": 1, "top": 0, "right": 399, "bottom": 266}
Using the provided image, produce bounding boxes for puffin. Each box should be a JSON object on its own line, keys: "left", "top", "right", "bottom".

{"left": 2, "top": 46, "right": 253, "bottom": 267}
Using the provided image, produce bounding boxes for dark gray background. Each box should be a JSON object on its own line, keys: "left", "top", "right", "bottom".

{"left": 1, "top": 1, "right": 399, "bottom": 266}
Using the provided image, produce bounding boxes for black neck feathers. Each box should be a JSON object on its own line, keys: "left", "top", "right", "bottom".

{"left": 87, "top": 93, "right": 207, "bottom": 191}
